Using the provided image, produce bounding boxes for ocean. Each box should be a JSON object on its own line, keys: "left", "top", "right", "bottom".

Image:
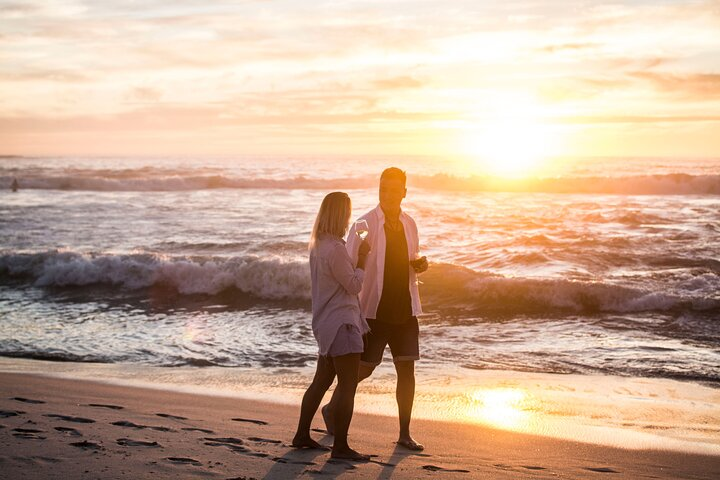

{"left": 1, "top": 155, "right": 719, "bottom": 451}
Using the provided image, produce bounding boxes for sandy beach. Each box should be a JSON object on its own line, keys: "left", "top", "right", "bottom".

{"left": 1, "top": 372, "right": 718, "bottom": 479}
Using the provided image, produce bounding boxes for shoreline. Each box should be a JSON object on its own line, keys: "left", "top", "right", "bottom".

{"left": 1, "top": 357, "right": 719, "bottom": 456}
{"left": 1, "top": 372, "right": 719, "bottom": 479}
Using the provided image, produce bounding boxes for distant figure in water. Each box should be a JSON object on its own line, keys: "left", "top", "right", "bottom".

{"left": 323, "top": 167, "right": 428, "bottom": 451}
{"left": 292, "top": 191, "right": 372, "bottom": 460}
{"left": 11, "top": 177, "right": 18, "bottom": 192}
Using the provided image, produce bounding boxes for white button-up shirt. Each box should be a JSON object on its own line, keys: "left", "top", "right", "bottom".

{"left": 346, "top": 205, "right": 423, "bottom": 319}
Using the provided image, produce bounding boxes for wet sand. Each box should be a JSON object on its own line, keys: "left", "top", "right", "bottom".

{"left": 1, "top": 372, "right": 719, "bottom": 479}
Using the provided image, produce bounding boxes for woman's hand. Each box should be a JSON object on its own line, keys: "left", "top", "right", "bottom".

{"left": 357, "top": 239, "right": 370, "bottom": 270}
{"left": 358, "top": 239, "right": 371, "bottom": 257}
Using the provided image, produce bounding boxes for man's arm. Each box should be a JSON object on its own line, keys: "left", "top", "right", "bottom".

{"left": 411, "top": 218, "right": 428, "bottom": 273}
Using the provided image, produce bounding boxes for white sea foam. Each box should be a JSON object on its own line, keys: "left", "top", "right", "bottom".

{"left": 1, "top": 172, "right": 718, "bottom": 194}
{"left": 0, "top": 250, "right": 311, "bottom": 300}
{"left": 2, "top": 251, "right": 718, "bottom": 314}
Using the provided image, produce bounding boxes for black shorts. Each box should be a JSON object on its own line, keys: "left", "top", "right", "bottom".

{"left": 360, "top": 316, "right": 420, "bottom": 366}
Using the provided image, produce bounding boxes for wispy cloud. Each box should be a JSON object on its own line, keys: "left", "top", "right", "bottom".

{"left": 630, "top": 72, "right": 720, "bottom": 99}
{"left": 1, "top": 0, "right": 719, "bottom": 155}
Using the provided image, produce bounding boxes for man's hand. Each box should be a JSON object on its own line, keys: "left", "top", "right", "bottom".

{"left": 410, "top": 256, "right": 428, "bottom": 274}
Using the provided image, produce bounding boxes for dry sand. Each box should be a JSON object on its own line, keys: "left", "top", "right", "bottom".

{"left": 1, "top": 372, "right": 718, "bottom": 479}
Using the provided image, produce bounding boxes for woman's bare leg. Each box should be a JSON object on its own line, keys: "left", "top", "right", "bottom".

{"left": 330, "top": 353, "right": 369, "bottom": 460}
{"left": 292, "top": 355, "right": 335, "bottom": 449}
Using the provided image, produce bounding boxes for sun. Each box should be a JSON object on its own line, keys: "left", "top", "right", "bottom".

{"left": 462, "top": 94, "right": 560, "bottom": 178}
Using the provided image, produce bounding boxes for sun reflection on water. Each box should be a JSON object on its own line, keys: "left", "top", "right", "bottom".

{"left": 464, "top": 388, "right": 532, "bottom": 430}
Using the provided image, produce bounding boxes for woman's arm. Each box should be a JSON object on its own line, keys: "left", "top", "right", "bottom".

{"left": 329, "top": 243, "right": 365, "bottom": 295}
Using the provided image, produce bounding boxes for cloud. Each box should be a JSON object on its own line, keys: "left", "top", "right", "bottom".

{"left": 125, "top": 87, "right": 163, "bottom": 103}
{"left": 537, "top": 42, "right": 598, "bottom": 53}
{"left": 372, "top": 76, "right": 424, "bottom": 89}
{"left": 0, "top": 69, "right": 92, "bottom": 82}
{"left": 555, "top": 114, "right": 720, "bottom": 125}
{"left": 630, "top": 72, "right": 720, "bottom": 99}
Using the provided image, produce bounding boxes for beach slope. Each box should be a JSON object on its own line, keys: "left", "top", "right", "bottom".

{"left": 0, "top": 372, "right": 718, "bottom": 479}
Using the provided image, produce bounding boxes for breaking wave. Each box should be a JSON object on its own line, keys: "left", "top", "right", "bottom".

{"left": 1, "top": 171, "right": 719, "bottom": 195}
{"left": 0, "top": 250, "right": 311, "bottom": 300}
{"left": 1, "top": 251, "right": 717, "bottom": 316}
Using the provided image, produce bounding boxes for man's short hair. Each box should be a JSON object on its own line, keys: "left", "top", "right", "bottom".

{"left": 380, "top": 167, "right": 407, "bottom": 186}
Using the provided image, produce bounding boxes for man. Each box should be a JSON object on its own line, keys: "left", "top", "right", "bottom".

{"left": 323, "top": 167, "right": 428, "bottom": 451}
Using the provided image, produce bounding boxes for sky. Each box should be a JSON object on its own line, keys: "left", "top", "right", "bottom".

{"left": 1, "top": 0, "right": 719, "bottom": 158}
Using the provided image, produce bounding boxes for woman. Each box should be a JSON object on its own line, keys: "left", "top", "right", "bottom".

{"left": 292, "top": 191, "right": 371, "bottom": 461}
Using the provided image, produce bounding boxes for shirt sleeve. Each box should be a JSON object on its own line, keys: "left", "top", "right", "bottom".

{"left": 330, "top": 243, "right": 365, "bottom": 295}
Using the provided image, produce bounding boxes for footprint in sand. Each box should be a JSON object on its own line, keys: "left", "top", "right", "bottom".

{"left": 117, "top": 438, "right": 161, "bottom": 447}
{"left": 422, "top": 465, "right": 471, "bottom": 473}
{"left": 12, "top": 397, "right": 46, "bottom": 404}
{"left": 44, "top": 414, "right": 95, "bottom": 423}
{"left": 111, "top": 420, "right": 174, "bottom": 432}
{"left": 54, "top": 426, "right": 82, "bottom": 437}
{"left": 204, "top": 437, "right": 245, "bottom": 445}
{"left": 271, "top": 457, "right": 317, "bottom": 466}
{"left": 70, "top": 440, "right": 104, "bottom": 450}
{"left": 246, "top": 452, "right": 269, "bottom": 458}
{"left": 86, "top": 403, "right": 124, "bottom": 410}
{"left": 156, "top": 413, "right": 188, "bottom": 420}
{"left": 204, "top": 437, "right": 249, "bottom": 453}
{"left": 231, "top": 417, "right": 268, "bottom": 425}
{"left": 247, "top": 436, "right": 282, "bottom": 444}
{"left": 0, "top": 410, "right": 25, "bottom": 418}
{"left": 166, "top": 457, "right": 202, "bottom": 466}
{"left": 522, "top": 465, "right": 547, "bottom": 470}
{"left": 13, "top": 428, "right": 44, "bottom": 433}
{"left": 12, "top": 428, "right": 47, "bottom": 440}
{"left": 326, "top": 459, "right": 357, "bottom": 470}
{"left": 182, "top": 427, "right": 214, "bottom": 434}
{"left": 205, "top": 442, "right": 249, "bottom": 453}
{"left": 584, "top": 467, "right": 619, "bottom": 473}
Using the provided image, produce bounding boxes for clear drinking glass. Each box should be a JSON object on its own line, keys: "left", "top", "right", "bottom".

{"left": 355, "top": 219, "right": 369, "bottom": 240}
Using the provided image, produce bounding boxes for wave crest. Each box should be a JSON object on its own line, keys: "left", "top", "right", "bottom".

{"left": 2, "top": 251, "right": 717, "bottom": 315}
{"left": 420, "top": 264, "right": 719, "bottom": 316}
{"left": 2, "top": 171, "right": 719, "bottom": 195}
{"left": 0, "top": 250, "right": 311, "bottom": 300}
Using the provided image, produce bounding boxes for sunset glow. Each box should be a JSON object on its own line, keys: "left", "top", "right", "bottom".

{"left": 465, "top": 388, "right": 532, "bottom": 430}
{"left": 462, "top": 94, "right": 560, "bottom": 177}
{"left": 1, "top": 1, "right": 719, "bottom": 157}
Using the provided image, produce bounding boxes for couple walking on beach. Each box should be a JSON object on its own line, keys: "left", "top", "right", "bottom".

{"left": 293, "top": 167, "right": 429, "bottom": 461}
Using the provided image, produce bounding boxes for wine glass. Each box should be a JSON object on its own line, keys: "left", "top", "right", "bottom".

{"left": 355, "top": 219, "right": 369, "bottom": 240}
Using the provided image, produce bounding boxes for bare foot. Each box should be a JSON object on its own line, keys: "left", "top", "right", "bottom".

{"left": 321, "top": 404, "right": 334, "bottom": 436}
{"left": 331, "top": 446, "right": 370, "bottom": 461}
{"left": 396, "top": 436, "right": 424, "bottom": 451}
{"left": 291, "top": 435, "right": 330, "bottom": 450}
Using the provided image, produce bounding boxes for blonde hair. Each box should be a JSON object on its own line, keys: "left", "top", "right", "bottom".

{"left": 309, "top": 192, "right": 352, "bottom": 250}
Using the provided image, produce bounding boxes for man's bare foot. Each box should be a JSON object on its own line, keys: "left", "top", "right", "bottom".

{"left": 396, "top": 436, "right": 424, "bottom": 451}
{"left": 331, "top": 446, "right": 370, "bottom": 461}
{"left": 321, "top": 404, "right": 334, "bottom": 436}
{"left": 291, "top": 434, "right": 330, "bottom": 450}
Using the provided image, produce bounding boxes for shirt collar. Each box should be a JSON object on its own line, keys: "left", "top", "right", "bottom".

{"left": 375, "top": 204, "right": 405, "bottom": 222}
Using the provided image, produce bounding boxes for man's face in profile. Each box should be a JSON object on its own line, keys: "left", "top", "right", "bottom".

{"left": 379, "top": 177, "right": 406, "bottom": 213}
